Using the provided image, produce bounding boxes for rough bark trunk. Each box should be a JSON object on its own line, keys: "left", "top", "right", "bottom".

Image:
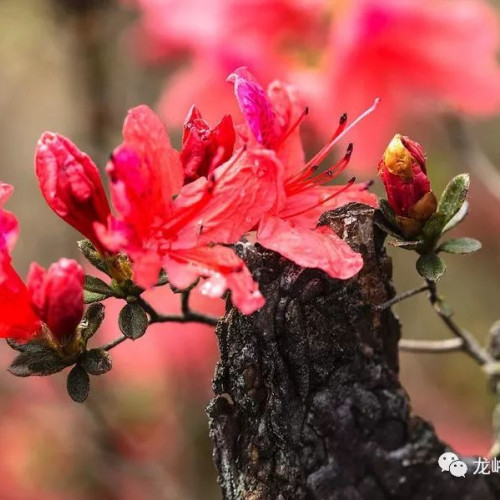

{"left": 207, "top": 203, "right": 500, "bottom": 500}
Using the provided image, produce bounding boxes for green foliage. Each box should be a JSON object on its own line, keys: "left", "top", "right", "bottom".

{"left": 416, "top": 253, "right": 447, "bottom": 282}
{"left": 67, "top": 365, "right": 90, "bottom": 403}
{"left": 80, "top": 303, "right": 106, "bottom": 343}
{"left": 438, "top": 237, "right": 482, "bottom": 254}
{"left": 80, "top": 348, "right": 112, "bottom": 375}
{"left": 437, "top": 173, "right": 470, "bottom": 226}
{"left": 118, "top": 303, "right": 149, "bottom": 340}
{"left": 77, "top": 239, "right": 108, "bottom": 274}
{"left": 8, "top": 342, "right": 71, "bottom": 377}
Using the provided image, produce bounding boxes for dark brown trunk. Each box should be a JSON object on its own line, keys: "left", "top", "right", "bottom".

{"left": 207, "top": 203, "right": 499, "bottom": 500}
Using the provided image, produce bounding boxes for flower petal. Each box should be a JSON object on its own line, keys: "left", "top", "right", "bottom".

{"left": 164, "top": 245, "right": 264, "bottom": 314}
{"left": 257, "top": 215, "right": 363, "bottom": 279}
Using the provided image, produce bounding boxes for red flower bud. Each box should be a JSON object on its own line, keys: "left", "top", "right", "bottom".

{"left": 27, "top": 259, "right": 84, "bottom": 345}
{"left": 378, "top": 134, "right": 437, "bottom": 236}
{"left": 180, "top": 106, "right": 235, "bottom": 182}
{"left": 35, "top": 132, "right": 111, "bottom": 254}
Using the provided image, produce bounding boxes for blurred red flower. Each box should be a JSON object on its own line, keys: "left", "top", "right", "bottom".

{"left": 123, "top": 0, "right": 500, "bottom": 170}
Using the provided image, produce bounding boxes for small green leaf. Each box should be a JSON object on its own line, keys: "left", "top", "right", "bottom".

{"left": 118, "top": 303, "right": 149, "bottom": 340}
{"left": 80, "top": 348, "right": 112, "bottom": 375}
{"left": 84, "top": 290, "right": 110, "bottom": 304}
{"left": 416, "top": 253, "right": 447, "bottom": 282}
{"left": 8, "top": 342, "right": 69, "bottom": 377}
{"left": 80, "top": 303, "right": 105, "bottom": 342}
{"left": 6, "top": 338, "right": 28, "bottom": 352}
{"left": 374, "top": 211, "right": 403, "bottom": 239}
{"left": 378, "top": 199, "right": 398, "bottom": 226}
{"left": 422, "top": 212, "right": 447, "bottom": 242}
{"left": 67, "top": 365, "right": 90, "bottom": 403}
{"left": 84, "top": 275, "right": 114, "bottom": 296}
{"left": 442, "top": 200, "right": 469, "bottom": 233}
{"left": 437, "top": 174, "right": 470, "bottom": 225}
{"left": 78, "top": 239, "right": 108, "bottom": 274}
{"left": 438, "top": 237, "right": 482, "bottom": 254}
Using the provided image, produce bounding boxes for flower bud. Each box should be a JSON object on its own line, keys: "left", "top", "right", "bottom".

{"left": 378, "top": 134, "right": 437, "bottom": 237}
{"left": 27, "top": 258, "right": 84, "bottom": 346}
{"left": 180, "top": 106, "right": 235, "bottom": 182}
{"left": 35, "top": 132, "right": 111, "bottom": 254}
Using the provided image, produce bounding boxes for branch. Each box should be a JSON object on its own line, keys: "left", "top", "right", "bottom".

{"left": 399, "top": 337, "right": 463, "bottom": 353}
{"left": 375, "top": 284, "right": 429, "bottom": 310}
{"left": 426, "top": 279, "right": 494, "bottom": 366}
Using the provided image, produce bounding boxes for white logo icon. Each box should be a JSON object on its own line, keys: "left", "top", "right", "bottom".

{"left": 438, "top": 452, "right": 468, "bottom": 477}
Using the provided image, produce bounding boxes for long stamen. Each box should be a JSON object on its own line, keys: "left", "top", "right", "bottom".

{"left": 306, "top": 98, "right": 380, "bottom": 168}
{"left": 286, "top": 144, "right": 353, "bottom": 195}
{"left": 284, "top": 177, "right": 357, "bottom": 219}
{"left": 276, "top": 107, "right": 309, "bottom": 149}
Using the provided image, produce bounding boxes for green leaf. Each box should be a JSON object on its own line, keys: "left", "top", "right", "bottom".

{"left": 80, "top": 303, "right": 105, "bottom": 342}
{"left": 118, "top": 303, "right": 149, "bottom": 340}
{"left": 437, "top": 174, "right": 470, "bottom": 225}
{"left": 437, "top": 237, "right": 482, "bottom": 254}
{"left": 80, "top": 348, "right": 112, "bottom": 375}
{"left": 84, "top": 275, "right": 114, "bottom": 296}
{"left": 416, "top": 253, "right": 447, "bottom": 282}
{"left": 378, "top": 199, "right": 398, "bottom": 226}
{"left": 67, "top": 365, "right": 90, "bottom": 403}
{"left": 374, "top": 211, "right": 403, "bottom": 239}
{"left": 84, "top": 291, "right": 109, "bottom": 304}
{"left": 422, "top": 212, "right": 447, "bottom": 242}
{"left": 77, "top": 239, "right": 108, "bottom": 274}
{"left": 442, "top": 200, "right": 469, "bottom": 233}
{"left": 8, "top": 342, "right": 69, "bottom": 377}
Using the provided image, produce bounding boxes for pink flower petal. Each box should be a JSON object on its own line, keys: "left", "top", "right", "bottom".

{"left": 257, "top": 215, "right": 363, "bottom": 280}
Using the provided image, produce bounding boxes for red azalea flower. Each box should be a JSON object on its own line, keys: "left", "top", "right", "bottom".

{"left": 0, "top": 182, "right": 84, "bottom": 342}
{"left": 180, "top": 105, "right": 236, "bottom": 182}
{"left": 35, "top": 132, "right": 112, "bottom": 254}
{"left": 228, "top": 68, "right": 379, "bottom": 279}
{"left": 378, "top": 134, "right": 437, "bottom": 236}
{"left": 98, "top": 105, "right": 282, "bottom": 314}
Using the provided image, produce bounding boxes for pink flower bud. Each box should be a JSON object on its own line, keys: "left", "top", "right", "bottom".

{"left": 27, "top": 259, "right": 84, "bottom": 345}
{"left": 180, "top": 106, "right": 235, "bottom": 182}
{"left": 378, "top": 134, "right": 437, "bottom": 236}
{"left": 35, "top": 132, "right": 111, "bottom": 254}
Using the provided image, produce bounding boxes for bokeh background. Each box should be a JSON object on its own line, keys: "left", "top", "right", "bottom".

{"left": 1, "top": 0, "right": 500, "bottom": 498}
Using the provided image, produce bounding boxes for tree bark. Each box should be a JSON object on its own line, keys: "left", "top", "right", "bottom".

{"left": 207, "top": 203, "right": 500, "bottom": 500}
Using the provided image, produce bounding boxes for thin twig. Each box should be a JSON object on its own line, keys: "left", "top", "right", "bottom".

{"left": 375, "top": 285, "right": 430, "bottom": 311}
{"left": 399, "top": 338, "right": 463, "bottom": 353}
{"left": 426, "top": 280, "right": 493, "bottom": 366}
{"left": 102, "top": 335, "right": 127, "bottom": 351}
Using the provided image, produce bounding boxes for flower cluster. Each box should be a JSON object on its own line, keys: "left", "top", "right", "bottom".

{"left": 0, "top": 68, "right": 377, "bottom": 393}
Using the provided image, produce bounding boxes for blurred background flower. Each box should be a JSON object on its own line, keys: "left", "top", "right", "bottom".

{"left": 0, "top": 0, "right": 500, "bottom": 498}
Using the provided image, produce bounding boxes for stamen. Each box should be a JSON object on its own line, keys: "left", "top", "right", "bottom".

{"left": 284, "top": 177, "right": 357, "bottom": 219}
{"left": 306, "top": 98, "right": 380, "bottom": 169}
{"left": 276, "top": 107, "right": 309, "bottom": 149}
{"left": 329, "top": 113, "right": 348, "bottom": 141}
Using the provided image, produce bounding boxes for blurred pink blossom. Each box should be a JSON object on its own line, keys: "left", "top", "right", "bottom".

{"left": 123, "top": 0, "right": 500, "bottom": 170}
